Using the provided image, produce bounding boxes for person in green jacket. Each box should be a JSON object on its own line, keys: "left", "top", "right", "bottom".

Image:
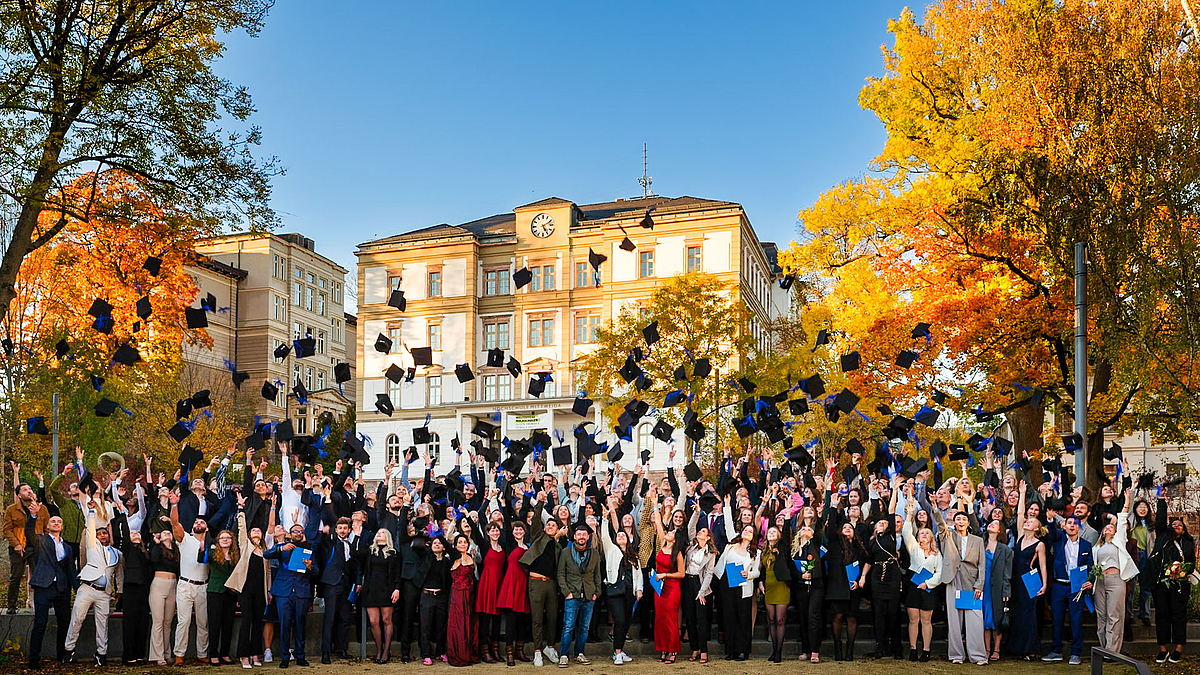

{"left": 555, "top": 523, "right": 602, "bottom": 667}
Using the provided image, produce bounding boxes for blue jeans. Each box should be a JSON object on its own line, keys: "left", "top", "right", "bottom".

{"left": 277, "top": 595, "right": 309, "bottom": 660}
{"left": 559, "top": 597, "right": 595, "bottom": 658}
{"left": 1048, "top": 581, "right": 1084, "bottom": 656}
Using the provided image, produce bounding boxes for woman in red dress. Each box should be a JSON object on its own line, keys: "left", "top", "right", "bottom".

{"left": 471, "top": 519, "right": 507, "bottom": 663}
{"left": 652, "top": 500, "right": 687, "bottom": 663}
{"left": 495, "top": 520, "right": 531, "bottom": 665}
{"left": 447, "top": 534, "right": 478, "bottom": 667}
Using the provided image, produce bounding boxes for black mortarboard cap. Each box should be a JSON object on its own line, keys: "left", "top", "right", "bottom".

{"left": 692, "top": 357, "right": 712, "bottom": 378}
{"left": 779, "top": 275, "right": 795, "bottom": 291}
{"left": 639, "top": 447, "right": 651, "bottom": 464}
{"left": 912, "top": 322, "right": 931, "bottom": 339}
{"left": 166, "top": 421, "right": 192, "bottom": 443}
{"left": 932, "top": 390, "right": 947, "bottom": 405}
{"left": 334, "top": 362, "right": 351, "bottom": 384}
{"left": 571, "top": 397, "right": 593, "bottom": 416}
{"left": 291, "top": 379, "right": 308, "bottom": 403}
{"left": 1031, "top": 388, "right": 1046, "bottom": 408}
{"left": 136, "top": 296, "right": 152, "bottom": 320}
{"left": 684, "top": 420, "right": 706, "bottom": 441}
{"left": 374, "top": 333, "right": 392, "bottom": 354}
{"left": 143, "top": 255, "right": 163, "bottom": 276}
{"left": 663, "top": 390, "right": 686, "bottom": 407}
{"left": 244, "top": 432, "right": 265, "bottom": 451}
{"left": 455, "top": 363, "right": 474, "bottom": 383}
{"left": 930, "top": 439, "right": 947, "bottom": 459}
{"left": 618, "top": 357, "right": 642, "bottom": 383}
{"left": 813, "top": 329, "right": 829, "bottom": 349}
{"left": 185, "top": 307, "right": 208, "bottom": 329}
{"left": 273, "top": 342, "right": 291, "bottom": 360}
{"left": 413, "top": 426, "right": 431, "bottom": 445}
{"left": 902, "top": 457, "right": 929, "bottom": 478}
{"left": 1103, "top": 443, "right": 1122, "bottom": 461}
{"left": 896, "top": 350, "right": 919, "bottom": 368}
{"left": 26, "top": 417, "right": 49, "bottom": 435}
{"left": 914, "top": 406, "right": 940, "bottom": 427}
{"left": 94, "top": 398, "right": 121, "bottom": 417}
{"left": 1012, "top": 454, "right": 1031, "bottom": 472}
{"left": 388, "top": 289, "right": 406, "bottom": 312}
{"left": 1137, "top": 472, "right": 1155, "bottom": 489}
{"left": 472, "top": 419, "right": 496, "bottom": 438}
{"left": 1, "top": 337, "right": 12, "bottom": 356}
{"left": 993, "top": 437, "right": 1014, "bottom": 456}
{"left": 684, "top": 461, "right": 703, "bottom": 482}
{"left": 840, "top": 351, "right": 860, "bottom": 372}
{"left": 640, "top": 210, "right": 654, "bottom": 229}
{"left": 683, "top": 408, "right": 698, "bottom": 427}
{"left": 824, "top": 402, "right": 840, "bottom": 423}
{"left": 552, "top": 445, "right": 573, "bottom": 467}
{"left": 642, "top": 321, "right": 659, "bottom": 345}
{"left": 799, "top": 373, "right": 825, "bottom": 397}
{"left": 588, "top": 248, "right": 607, "bottom": 270}
{"left": 385, "top": 364, "right": 404, "bottom": 383}
{"left": 764, "top": 424, "right": 786, "bottom": 444}
{"left": 733, "top": 415, "right": 756, "bottom": 439}
{"left": 504, "top": 356, "right": 521, "bottom": 378}
{"left": 375, "top": 393, "right": 394, "bottom": 416}
{"left": 513, "top": 267, "right": 532, "bottom": 289}
{"left": 606, "top": 442, "right": 624, "bottom": 464}
{"left": 845, "top": 438, "right": 865, "bottom": 456}
{"left": 741, "top": 397, "right": 755, "bottom": 417}
{"left": 406, "top": 346, "right": 430, "bottom": 366}
{"left": 261, "top": 380, "right": 278, "bottom": 401}
{"left": 487, "top": 348, "right": 504, "bottom": 368}
{"left": 833, "top": 388, "right": 860, "bottom": 413}
{"left": 528, "top": 374, "right": 547, "bottom": 397}
{"left": 888, "top": 415, "right": 915, "bottom": 433}
{"left": 112, "top": 342, "right": 140, "bottom": 366}
{"left": 275, "top": 419, "right": 294, "bottom": 442}
{"left": 294, "top": 336, "right": 316, "bottom": 358}
{"left": 190, "top": 390, "right": 211, "bottom": 409}
{"left": 90, "top": 374, "right": 104, "bottom": 391}
{"left": 1061, "top": 432, "right": 1083, "bottom": 454}
{"left": 55, "top": 339, "right": 69, "bottom": 359}
{"left": 88, "top": 298, "right": 113, "bottom": 318}
{"left": 788, "top": 398, "right": 809, "bottom": 416}
{"left": 948, "top": 443, "right": 970, "bottom": 461}
{"left": 200, "top": 293, "right": 218, "bottom": 312}
{"left": 177, "top": 444, "right": 203, "bottom": 469}
{"left": 699, "top": 493, "right": 720, "bottom": 512}
{"left": 619, "top": 236, "right": 635, "bottom": 252}
{"left": 673, "top": 364, "right": 688, "bottom": 381}
{"left": 842, "top": 465, "right": 859, "bottom": 485}
{"left": 651, "top": 420, "right": 674, "bottom": 442}
{"left": 175, "top": 398, "right": 193, "bottom": 420}
{"left": 737, "top": 376, "right": 756, "bottom": 393}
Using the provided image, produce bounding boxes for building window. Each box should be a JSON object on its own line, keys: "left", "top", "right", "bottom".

{"left": 386, "top": 434, "right": 402, "bottom": 465}
{"left": 389, "top": 275, "right": 402, "bottom": 292}
{"left": 1166, "top": 463, "right": 1186, "bottom": 495}
{"left": 293, "top": 321, "right": 303, "bottom": 339}
{"left": 305, "top": 286, "right": 313, "bottom": 311}
{"left": 273, "top": 254, "right": 286, "bottom": 279}
{"left": 294, "top": 266, "right": 303, "bottom": 280}
{"left": 274, "top": 295, "right": 286, "bottom": 322}
{"left": 638, "top": 422, "right": 654, "bottom": 458}
{"left": 687, "top": 246, "right": 702, "bottom": 273}
{"left": 388, "top": 378, "right": 402, "bottom": 403}
{"left": 317, "top": 293, "right": 326, "bottom": 316}
{"left": 428, "top": 433, "right": 441, "bottom": 465}
{"left": 531, "top": 265, "right": 555, "bottom": 292}
{"left": 316, "top": 370, "right": 325, "bottom": 390}
{"left": 640, "top": 250, "right": 655, "bottom": 278}
{"left": 305, "top": 367, "right": 313, "bottom": 391}
{"left": 332, "top": 319, "right": 342, "bottom": 343}
{"left": 333, "top": 281, "right": 343, "bottom": 304}
{"left": 528, "top": 318, "right": 555, "bottom": 347}
{"left": 297, "top": 417, "right": 307, "bottom": 434}
{"left": 484, "top": 321, "right": 510, "bottom": 350}
{"left": 574, "top": 313, "right": 601, "bottom": 344}
{"left": 428, "top": 375, "right": 442, "bottom": 406}
{"left": 294, "top": 282, "right": 303, "bottom": 306}
{"left": 428, "top": 323, "right": 442, "bottom": 351}
{"left": 483, "top": 375, "right": 513, "bottom": 401}
{"left": 485, "top": 269, "right": 510, "bottom": 296}
{"left": 306, "top": 272, "right": 314, "bottom": 284}
{"left": 428, "top": 271, "right": 442, "bottom": 297}
{"left": 575, "top": 262, "right": 590, "bottom": 288}
{"left": 317, "top": 330, "right": 326, "bottom": 355}
{"left": 388, "top": 326, "right": 401, "bottom": 354}
{"left": 318, "top": 277, "right": 326, "bottom": 289}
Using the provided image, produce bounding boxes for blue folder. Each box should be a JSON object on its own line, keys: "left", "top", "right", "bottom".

{"left": 1021, "top": 569, "right": 1043, "bottom": 599}
{"left": 845, "top": 562, "right": 860, "bottom": 589}
{"left": 955, "top": 590, "right": 982, "bottom": 610}
{"left": 725, "top": 562, "right": 746, "bottom": 588}
{"left": 648, "top": 569, "right": 663, "bottom": 596}
{"left": 911, "top": 567, "right": 935, "bottom": 590}
{"left": 1069, "top": 566, "right": 1088, "bottom": 594}
{"left": 286, "top": 547, "right": 311, "bottom": 573}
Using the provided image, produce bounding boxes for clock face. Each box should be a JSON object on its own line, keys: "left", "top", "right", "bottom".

{"left": 530, "top": 213, "right": 555, "bottom": 238}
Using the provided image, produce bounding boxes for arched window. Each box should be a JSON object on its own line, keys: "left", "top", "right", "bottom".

{"left": 429, "top": 432, "right": 441, "bottom": 466}
{"left": 637, "top": 422, "right": 654, "bottom": 462}
{"left": 386, "top": 434, "right": 402, "bottom": 465}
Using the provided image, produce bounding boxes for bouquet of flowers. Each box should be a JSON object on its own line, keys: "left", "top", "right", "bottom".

{"left": 1072, "top": 564, "right": 1105, "bottom": 603}
{"left": 1162, "top": 561, "right": 1195, "bottom": 588}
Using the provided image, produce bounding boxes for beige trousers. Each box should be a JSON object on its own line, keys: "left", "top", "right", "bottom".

{"left": 65, "top": 583, "right": 112, "bottom": 654}
{"left": 174, "top": 579, "right": 209, "bottom": 658}
{"left": 149, "top": 576, "right": 177, "bottom": 662}
{"left": 1094, "top": 573, "right": 1126, "bottom": 654}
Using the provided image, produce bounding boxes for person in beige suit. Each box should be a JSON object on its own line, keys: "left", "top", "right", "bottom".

{"left": 933, "top": 505, "right": 987, "bottom": 665}
{"left": 65, "top": 502, "right": 124, "bottom": 666}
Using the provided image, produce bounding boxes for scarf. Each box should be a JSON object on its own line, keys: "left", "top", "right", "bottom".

{"left": 570, "top": 544, "right": 590, "bottom": 574}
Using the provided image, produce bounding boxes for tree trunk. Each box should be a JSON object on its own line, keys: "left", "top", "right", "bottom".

{"left": 1009, "top": 403, "right": 1046, "bottom": 487}
{"left": 1084, "top": 358, "right": 1115, "bottom": 492}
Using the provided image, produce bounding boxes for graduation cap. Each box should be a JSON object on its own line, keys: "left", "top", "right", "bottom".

{"left": 932, "top": 390, "right": 948, "bottom": 405}
{"left": 175, "top": 398, "right": 193, "bottom": 420}
{"left": 845, "top": 438, "right": 866, "bottom": 456}
{"left": 911, "top": 322, "right": 931, "bottom": 340}
{"left": 788, "top": 398, "right": 809, "bottom": 416}
{"left": 1, "top": 337, "right": 11, "bottom": 357}
{"left": 293, "top": 336, "right": 316, "bottom": 358}
{"left": 54, "top": 339, "right": 70, "bottom": 359}
{"left": 699, "top": 493, "right": 721, "bottom": 512}
{"left": 640, "top": 210, "right": 654, "bottom": 229}
{"left": 606, "top": 442, "right": 625, "bottom": 464}
{"left": 94, "top": 398, "right": 125, "bottom": 417}
{"left": 513, "top": 267, "right": 532, "bottom": 289}
{"left": 948, "top": 443, "right": 971, "bottom": 461}
{"left": 501, "top": 452, "right": 528, "bottom": 476}
{"left": 528, "top": 373, "right": 548, "bottom": 397}
{"left": 1137, "top": 471, "right": 1156, "bottom": 489}
{"left": 334, "top": 362, "right": 352, "bottom": 384}
{"left": 618, "top": 357, "right": 642, "bottom": 383}
{"left": 88, "top": 298, "right": 113, "bottom": 319}
{"left": 503, "top": 356, "right": 521, "bottom": 378}
{"left": 200, "top": 293, "right": 218, "bottom": 313}
{"left": 166, "top": 421, "right": 192, "bottom": 443}
{"left": 1031, "top": 388, "right": 1046, "bottom": 408}
{"left": 261, "top": 380, "right": 278, "bottom": 401}
{"left": 1103, "top": 443, "right": 1122, "bottom": 461}
{"left": 244, "top": 432, "right": 265, "bottom": 451}
{"left": 190, "top": 390, "right": 211, "bottom": 409}
{"left": 143, "top": 255, "right": 163, "bottom": 276}
{"left": 388, "top": 289, "right": 406, "bottom": 312}
{"left": 136, "top": 296, "right": 152, "bottom": 320}
{"left": 663, "top": 390, "right": 686, "bottom": 407}
{"left": 901, "top": 457, "right": 929, "bottom": 478}
{"left": 413, "top": 426, "right": 431, "bottom": 445}
{"left": 779, "top": 275, "right": 795, "bottom": 291}
{"left": 571, "top": 396, "right": 593, "bottom": 416}
{"left": 1041, "top": 456, "right": 1061, "bottom": 475}
{"left": 799, "top": 373, "right": 825, "bottom": 397}
{"left": 1061, "top": 432, "right": 1083, "bottom": 454}
{"left": 639, "top": 447, "right": 651, "bottom": 464}
{"left": 185, "top": 307, "right": 209, "bottom": 329}
{"left": 625, "top": 399, "right": 650, "bottom": 421}
{"left": 552, "top": 445, "right": 573, "bottom": 467}
{"left": 25, "top": 416, "right": 49, "bottom": 435}
{"left": 993, "top": 436, "right": 1014, "bottom": 456}
{"left": 273, "top": 342, "right": 291, "bottom": 360}
{"left": 112, "top": 342, "right": 141, "bottom": 366}
{"left": 732, "top": 415, "right": 756, "bottom": 439}
{"left": 813, "top": 329, "right": 829, "bottom": 349}
{"left": 824, "top": 402, "right": 841, "bottom": 423}
{"left": 786, "top": 444, "right": 814, "bottom": 467}
{"left": 833, "top": 388, "right": 860, "bottom": 413}
{"left": 1011, "top": 454, "right": 1031, "bottom": 473}
{"left": 914, "top": 405, "right": 940, "bottom": 427}
{"left": 895, "top": 350, "right": 919, "bottom": 368}
{"left": 454, "top": 363, "right": 474, "bottom": 383}
{"left": 684, "top": 461, "right": 703, "bottom": 482}
{"left": 684, "top": 419, "right": 706, "bottom": 441}
{"left": 375, "top": 393, "right": 394, "bottom": 416}
{"left": 292, "top": 379, "right": 309, "bottom": 403}
{"left": 673, "top": 364, "right": 688, "bottom": 381}
{"left": 384, "top": 364, "right": 404, "bottom": 383}
{"left": 692, "top": 357, "right": 712, "bottom": 379}
{"left": 888, "top": 415, "right": 916, "bottom": 433}
{"left": 651, "top": 420, "right": 674, "bottom": 442}
{"left": 486, "top": 348, "right": 504, "bottom": 368}
{"left": 588, "top": 248, "right": 607, "bottom": 270}
{"left": 275, "top": 419, "right": 295, "bottom": 442}
{"left": 737, "top": 377, "right": 757, "bottom": 393}
{"left": 930, "top": 439, "right": 948, "bottom": 459}
{"left": 90, "top": 374, "right": 105, "bottom": 392}
{"left": 840, "top": 351, "right": 860, "bottom": 372}
{"left": 472, "top": 419, "right": 496, "bottom": 438}
{"left": 841, "top": 465, "right": 860, "bottom": 486}
{"left": 974, "top": 408, "right": 995, "bottom": 423}
{"left": 642, "top": 321, "right": 659, "bottom": 345}
{"left": 619, "top": 236, "right": 636, "bottom": 252}
{"left": 374, "top": 333, "right": 392, "bottom": 354}
{"left": 877, "top": 403, "right": 893, "bottom": 416}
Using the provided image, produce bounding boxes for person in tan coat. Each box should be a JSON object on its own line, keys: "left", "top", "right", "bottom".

{"left": 4, "top": 482, "right": 50, "bottom": 612}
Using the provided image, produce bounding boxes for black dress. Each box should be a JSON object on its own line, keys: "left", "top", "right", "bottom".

{"left": 362, "top": 549, "right": 402, "bottom": 607}
{"left": 1006, "top": 538, "right": 1041, "bottom": 656}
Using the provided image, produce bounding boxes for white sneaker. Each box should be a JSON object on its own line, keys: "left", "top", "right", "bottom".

{"left": 613, "top": 654, "right": 622, "bottom": 665}
{"left": 558, "top": 656, "right": 569, "bottom": 668}
{"left": 263, "top": 650, "right": 273, "bottom": 664}
{"left": 575, "top": 654, "right": 590, "bottom": 665}
{"left": 534, "top": 652, "right": 543, "bottom": 667}
{"left": 544, "top": 646, "right": 560, "bottom": 662}
{"left": 1068, "top": 656, "right": 1082, "bottom": 665}
{"left": 620, "top": 652, "right": 633, "bottom": 663}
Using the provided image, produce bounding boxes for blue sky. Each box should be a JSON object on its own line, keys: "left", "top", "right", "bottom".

{"left": 217, "top": 1, "right": 915, "bottom": 304}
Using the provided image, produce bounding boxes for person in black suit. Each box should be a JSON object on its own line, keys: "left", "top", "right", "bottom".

{"left": 23, "top": 503, "right": 76, "bottom": 669}
{"left": 111, "top": 509, "right": 152, "bottom": 665}
{"left": 315, "top": 516, "right": 360, "bottom": 663}
{"left": 177, "top": 467, "right": 219, "bottom": 533}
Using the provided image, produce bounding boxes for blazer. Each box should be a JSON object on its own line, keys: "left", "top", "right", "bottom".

{"left": 264, "top": 541, "right": 314, "bottom": 598}
{"left": 178, "top": 489, "right": 219, "bottom": 533}
{"left": 933, "top": 510, "right": 985, "bottom": 591}
{"left": 3, "top": 501, "right": 48, "bottom": 550}
{"left": 598, "top": 518, "right": 644, "bottom": 594}
{"left": 225, "top": 511, "right": 272, "bottom": 603}
{"left": 985, "top": 542, "right": 1014, "bottom": 623}
{"left": 78, "top": 512, "right": 124, "bottom": 596}
{"left": 315, "top": 533, "right": 359, "bottom": 589}
{"left": 1108, "top": 512, "right": 1140, "bottom": 581}
{"left": 24, "top": 516, "right": 76, "bottom": 592}
{"left": 1046, "top": 520, "right": 1094, "bottom": 583}
{"left": 556, "top": 542, "right": 604, "bottom": 600}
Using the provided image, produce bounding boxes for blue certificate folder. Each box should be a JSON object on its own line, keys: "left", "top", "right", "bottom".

{"left": 845, "top": 562, "right": 860, "bottom": 589}
{"left": 911, "top": 567, "right": 935, "bottom": 591}
{"left": 648, "top": 569, "right": 663, "bottom": 596}
{"left": 1022, "top": 569, "right": 1043, "bottom": 598}
{"left": 955, "top": 590, "right": 982, "bottom": 610}
{"left": 725, "top": 563, "right": 746, "bottom": 587}
{"left": 1069, "top": 566, "right": 1089, "bottom": 594}
{"left": 285, "top": 547, "right": 311, "bottom": 573}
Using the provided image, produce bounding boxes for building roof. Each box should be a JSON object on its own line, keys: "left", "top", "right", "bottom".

{"left": 359, "top": 195, "right": 744, "bottom": 249}
{"left": 188, "top": 251, "right": 249, "bottom": 281}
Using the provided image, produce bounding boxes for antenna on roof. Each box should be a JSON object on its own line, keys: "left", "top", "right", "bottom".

{"left": 638, "top": 143, "right": 655, "bottom": 199}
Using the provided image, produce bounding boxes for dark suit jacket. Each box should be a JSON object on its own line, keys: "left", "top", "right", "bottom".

{"left": 1047, "top": 521, "right": 1094, "bottom": 583}
{"left": 315, "top": 533, "right": 359, "bottom": 588}
{"left": 178, "top": 489, "right": 219, "bottom": 533}
{"left": 264, "top": 542, "right": 314, "bottom": 598}
{"left": 24, "top": 517, "right": 76, "bottom": 592}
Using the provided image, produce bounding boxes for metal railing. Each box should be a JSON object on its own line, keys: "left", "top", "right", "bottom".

{"left": 1090, "top": 647, "right": 1152, "bottom": 675}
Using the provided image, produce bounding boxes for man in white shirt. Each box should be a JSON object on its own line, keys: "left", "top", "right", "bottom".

{"left": 65, "top": 503, "right": 124, "bottom": 666}
{"left": 171, "top": 503, "right": 210, "bottom": 666}
{"left": 279, "top": 442, "right": 308, "bottom": 531}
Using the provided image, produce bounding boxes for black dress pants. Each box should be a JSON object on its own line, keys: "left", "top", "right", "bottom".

{"left": 419, "top": 591, "right": 449, "bottom": 659}
{"left": 121, "top": 582, "right": 151, "bottom": 662}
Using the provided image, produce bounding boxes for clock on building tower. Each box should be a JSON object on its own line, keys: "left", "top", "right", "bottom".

{"left": 530, "top": 213, "right": 555, "bottom": 238}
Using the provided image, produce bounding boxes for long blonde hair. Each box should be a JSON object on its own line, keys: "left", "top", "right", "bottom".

{"left": 370, "top": 528, "right": 396, "bottom": 557}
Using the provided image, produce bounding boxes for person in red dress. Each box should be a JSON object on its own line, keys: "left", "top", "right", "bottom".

{"left": 471, "top": 519, "right": 507, "bottom": 663}
{"left": 496, "top": 519, "right": 531, "bottom": 665}
{"left": 447, "top": 534, "right": 477, "bottom": 667}
{"left": 652, "top": 499, "right": 687, "bottom": 663}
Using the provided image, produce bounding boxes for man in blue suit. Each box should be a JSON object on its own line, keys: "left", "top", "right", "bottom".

{"left": 265, "top": 522, "right": 314, "bottom": 668}
{"left": 23, "top": 505, "right": 76, "bottom": 669}
{"left": 315, "top": 516, "right": 359, "bottom": 663}
{"left": 1043, "top": 513, "right": 1094, "bottom": 665}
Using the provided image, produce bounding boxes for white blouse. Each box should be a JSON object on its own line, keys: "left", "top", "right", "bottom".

{"left": 714, "top": 545, "right": 761, "bottom": 598}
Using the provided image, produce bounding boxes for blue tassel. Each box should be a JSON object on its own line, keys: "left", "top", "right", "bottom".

{"left": 1012, "top": 381, "right": 1032, "bottom": 392}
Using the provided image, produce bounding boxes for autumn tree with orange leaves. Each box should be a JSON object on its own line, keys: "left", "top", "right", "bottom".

{"left": 781, "top": 0, "right": 1200, "bottom": 489}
